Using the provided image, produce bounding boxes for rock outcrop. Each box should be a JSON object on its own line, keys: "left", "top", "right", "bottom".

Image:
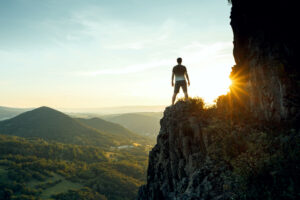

{"left": 138, "top": 99, "right": 299, "bottom": 200}
{"left": 138, "top": 102, "right": 231, "bottom": 200}
{"left": 230, "top": 0, "right": 300, "bottom": 122}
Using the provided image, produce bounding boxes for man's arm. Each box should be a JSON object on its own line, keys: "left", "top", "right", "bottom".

{"left": 171, "top": 72, "right": 175, "bottom": 86}
{"left": 185, "top": 71, "right": 190, "bottom": 86}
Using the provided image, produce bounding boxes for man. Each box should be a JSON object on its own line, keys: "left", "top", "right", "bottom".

{"left": 171, "top": 57, "right": 190, "bottom": 105}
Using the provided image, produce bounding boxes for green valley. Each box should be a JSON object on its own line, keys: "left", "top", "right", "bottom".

{"left": 0, "top": 107, "right": 154, "bottom": 200}
{"left": 0, "top": 135, "right": 150, "bottom": 200}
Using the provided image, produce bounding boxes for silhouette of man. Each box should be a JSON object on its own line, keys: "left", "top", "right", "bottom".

{"left": 171, "top": 57, "right": 190, "bottom": 105}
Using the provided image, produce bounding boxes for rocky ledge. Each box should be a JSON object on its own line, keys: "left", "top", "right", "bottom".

{"left": 138, "top": 101, "right": 231, "bottom": 200}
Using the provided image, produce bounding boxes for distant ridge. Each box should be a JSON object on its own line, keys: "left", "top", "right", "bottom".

{"left": 104, "top": 113, "right": 161, "bottom": 137}
{"left": 0, "top": 106, "right": 119, "bottom": 147}
{"left": 61, "top": 105, "right": 166, "bottom": 114}
{"left": 75, "top": 117, "right": 152, "bottom": 144}
{"left": 0, "top": 106, "right": 31, "bottom": 121}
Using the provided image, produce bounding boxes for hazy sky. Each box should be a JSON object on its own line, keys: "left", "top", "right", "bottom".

{"left": 0, "top": 0, "right": 234, "bottom": 108}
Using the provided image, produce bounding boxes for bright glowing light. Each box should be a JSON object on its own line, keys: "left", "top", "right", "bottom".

{"left": 189, "top": 70, "right": 232, "bottom": 104}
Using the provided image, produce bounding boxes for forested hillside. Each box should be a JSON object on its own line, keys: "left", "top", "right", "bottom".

{"left": 0, "top": 107, "right": 152, "bottom": 147}
{"left": 0, "top": 107, "right": 154, "bottom": 199}
{"left": 75, "top": 117, "right": 154, "bottom": 145}
{"left": 0, "top": 135, "right": 150, "bottom": 200}
{"left": 103, "top": 113, "right": 161, "bottom": 137}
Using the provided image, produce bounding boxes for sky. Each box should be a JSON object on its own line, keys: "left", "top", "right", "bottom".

{"left": 0, "top": 0, "right": 235, "bottom": 109}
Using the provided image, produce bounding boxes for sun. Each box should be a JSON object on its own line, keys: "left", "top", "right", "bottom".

{"left": 186, "top": 67, "right": 232, "bottom": 104}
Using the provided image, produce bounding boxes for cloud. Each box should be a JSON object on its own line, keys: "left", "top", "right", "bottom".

{"left": 66, "top": 9, "right": 177, "bottom": 51}
{"left": 103, "top": 19, "right": 176, "bottom": 50}
{"left": 176, "top": 42, "right": 234, "bottom": 67}
{"left": 78, "top": 59, "right": 172, "bottom": 76}
{"left": 77, "top": 41, "right": 234, "bottom": 77}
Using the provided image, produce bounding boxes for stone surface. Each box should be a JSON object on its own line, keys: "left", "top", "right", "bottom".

{"left": 230, "top": 0, "right": 300, "bottom": 123}
{"left": 138, "top": 102, "right": 230, "bottom": 200}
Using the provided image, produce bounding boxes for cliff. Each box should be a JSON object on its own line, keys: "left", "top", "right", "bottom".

{"left": 138, "top": 99, "right": 299, "bottom": 200}
{"left": 230, "top": 0, "right": 300, "bottom": 122}
{"left": 138, "top": 101, "right": 232, "bottom": 200}
{"left": 138, "top": 1, "right": 299, "bottom": 199}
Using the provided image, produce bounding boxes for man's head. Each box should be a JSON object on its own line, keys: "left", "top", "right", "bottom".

{"left": 177, "top": 57, "right": 182, "bottom": 64}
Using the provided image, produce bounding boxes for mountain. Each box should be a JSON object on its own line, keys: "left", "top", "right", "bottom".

{"left": 75, "top": 117, "right": 154, "bottom": 144}
{"left": 0, "top": 106, "right": 121, "bottom": 147}
{"left": 0, "top": 106, "right": 31, "bottom": 121}
{"left": 103, "top": 113, "right": 162, "bottom": 137}
{"left": 136, "top": 112, "right": 163, "bottom": 119}
{"left": 76, "top": 117, "right": 134, "bottom": 136}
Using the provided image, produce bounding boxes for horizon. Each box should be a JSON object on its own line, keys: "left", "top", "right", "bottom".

{"left": 0, "top": 104, "right": 166, "bottom": 110}
{"left": 0, "top": 0, "right": 234, "bottom": 108}
{"left": 0, "top": 104, "right": 167, "bottom": 115}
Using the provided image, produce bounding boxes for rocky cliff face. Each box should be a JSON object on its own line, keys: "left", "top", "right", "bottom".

{"left": 138, "top": 102, "right": 232, "bottom": 200}
{"left": 230, "top": 0, "right": 300, "bottom": 122}
{"left": 138, "top": 100, "right": 299, "bottom": 200}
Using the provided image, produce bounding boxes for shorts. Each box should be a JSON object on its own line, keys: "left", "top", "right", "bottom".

{"left": 174, "top": 80, "right": 187, "bottom": 94}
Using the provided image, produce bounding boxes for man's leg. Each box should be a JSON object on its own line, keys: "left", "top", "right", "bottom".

{"left": 183, "top": 81, "right": 188, "bottom": 100}
{"left": 172, "top": 82, "right": 179, "bottom": 105}
{"left": 184, "top": 92, "right": 188, "bottom": 100}
{"left": 172, "top": 93, "right": 177, "bottom": 105}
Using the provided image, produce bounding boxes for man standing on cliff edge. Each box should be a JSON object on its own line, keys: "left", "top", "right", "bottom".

{"left": 171, "top": 57, "right": 190, "bottom": 105}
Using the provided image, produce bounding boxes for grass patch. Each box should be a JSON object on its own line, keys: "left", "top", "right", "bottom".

{"left": 27, "top": 172, "right": 83, "bottom": 199}
{"left": 40, "top": 177, "right": 82, "bottom": 199}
